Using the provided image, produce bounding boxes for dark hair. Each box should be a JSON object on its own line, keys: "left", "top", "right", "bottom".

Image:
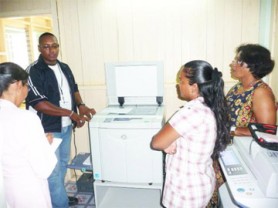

{"left": 39, "top": 32, "right": 56, "bottom": 44}
{"left": 237, "top": 44, "right": 275, "bottom": 79}
{"left": 0, "top": 62, "right": 28, "bottom": 96}
{"left": 182, "top": 60, "right": 230, "bottom": 159}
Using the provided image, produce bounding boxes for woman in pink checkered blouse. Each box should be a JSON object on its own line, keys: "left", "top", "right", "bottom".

{"left": 151, "top": 60, "right": 230, "bottom": 208}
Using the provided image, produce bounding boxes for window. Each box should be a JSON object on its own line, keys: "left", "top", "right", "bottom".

{"left": 0, "top": 16, "right": 52, "bottom": 68}
{"left": 5, "top": 27, "right": 29, "bottom": 68}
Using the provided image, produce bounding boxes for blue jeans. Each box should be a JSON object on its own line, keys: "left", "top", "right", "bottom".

{"left": 48, "top": 125, "right": 72, "bottom": 208}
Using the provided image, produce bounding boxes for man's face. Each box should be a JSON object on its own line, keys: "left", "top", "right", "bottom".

{"left": 38, "top": 35, "right": 59, "bottom": 65}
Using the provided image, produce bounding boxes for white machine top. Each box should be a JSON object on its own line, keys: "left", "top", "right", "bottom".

{"left": 105, "top": 62, "right": 164, "bottom": 106}
{"left": 90, "top": 105, "right": 165, "bottom": 128}
{"left": 219, "top": 137, "right": 278, "bottom": 208}
{"left": 234, "top": 137, "right": 278, "bottom": 197}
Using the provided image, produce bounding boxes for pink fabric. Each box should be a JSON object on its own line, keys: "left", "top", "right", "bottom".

{"left": 0, "top": 99, "right": 57, "bottom": 208}
{"left": 163, "top": 97, "right": 216, "bottom": 208}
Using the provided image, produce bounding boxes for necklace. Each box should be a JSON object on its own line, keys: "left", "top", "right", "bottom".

{"left": 236, "top": 79, "right": 260, "bottom": 95}
{"left": 246, "top": 79, "right": 259, "bottom": 88}
{"left": 49, "top": 64, "right": 65, "bottom": 103}
{"left": 57, "top": 67, "right": 66, "bottom": 103}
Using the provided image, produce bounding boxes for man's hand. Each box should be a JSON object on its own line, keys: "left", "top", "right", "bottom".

{"left": 78, "top": 105, "right": 96, "bottom": 121}
{"left": 70, "top": 111, "right": 87, "bottom": 128}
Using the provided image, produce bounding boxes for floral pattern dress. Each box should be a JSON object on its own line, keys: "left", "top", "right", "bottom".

{"left": 208, "top": 80, "right": 272, "bottom": 208}
{"left": 226, "top": 80, "right": 267, "bottom": 127}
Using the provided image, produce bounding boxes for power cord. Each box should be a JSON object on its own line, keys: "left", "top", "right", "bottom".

{"left": 72, "top": 126, "right": 78, "bottom": 182}
{"left": 249, "top": 138, "right": 255, "bottom": 156}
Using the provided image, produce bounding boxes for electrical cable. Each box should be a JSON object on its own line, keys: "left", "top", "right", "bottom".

{"left": 249, "top": 138, "right": 255, "bottom": 156}
{"left": 72, "top": 127, "right": 78, "bottom": 182}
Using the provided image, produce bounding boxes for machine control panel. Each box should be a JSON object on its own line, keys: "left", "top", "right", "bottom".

{"left": 220, "top": 149, "right": 247, "bottom": 176}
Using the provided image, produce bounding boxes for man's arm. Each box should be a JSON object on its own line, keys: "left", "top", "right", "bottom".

{"left": 33, "top": 100, "right": 87, "bottom": 128}
{"left": 74, "top": 91, "right": 96, "bottom": 120}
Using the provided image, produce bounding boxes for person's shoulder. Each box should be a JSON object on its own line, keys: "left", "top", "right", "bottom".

{"left": 183, "top": 97, "right": 206, "bottom": 111}
{"left": 254, "top": 82, "right": 275, "bottom": 99}
{"left": 227, "top": 82, "right": 241, "bottom": 94}
{"left": 256, "top": 81, "right": 273, "bottom": 92}
{"left": 19, "top": 109, "right": 40, "bottom": 121}
{"left": 26, "top": 58, "right": 49, "bottom": 75}
{"left": 26, "top": 60, "right": 39, "bottom": 71}
{"left": 257, "top": 81, "right": 272, "bottom": 89}
{"left": 58, "top": 61, "right": 70, "bottom": 69}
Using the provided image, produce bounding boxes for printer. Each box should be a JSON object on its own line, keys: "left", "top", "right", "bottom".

{"left": 89, "top": 61, "right": 164, "bottom": 184}
{"left": 218, "top": 135, "right": 278, "bottom": 208}
{"left": 89, "top": 62, "right": 165, "bottom": 208}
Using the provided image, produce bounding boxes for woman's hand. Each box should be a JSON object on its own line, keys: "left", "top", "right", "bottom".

{"left": 164, "top": 142, "right": 177, "bottom": 154}
{"left": 45, "top": 133, "right": 53, "bottom": 144}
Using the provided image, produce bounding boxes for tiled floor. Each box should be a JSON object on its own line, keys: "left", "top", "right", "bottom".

{"left": 65, "top": 181, "right": 95, "bottom": 208}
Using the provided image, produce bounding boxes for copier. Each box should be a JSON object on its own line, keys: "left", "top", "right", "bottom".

{"left": 89, "top": 62, "right": 165, "bottom": 208}
{"left": 218, "top": 130, "right": 278, "bottom": 207}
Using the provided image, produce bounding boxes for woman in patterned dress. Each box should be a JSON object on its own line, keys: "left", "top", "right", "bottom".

{"left": 151, "top": 60, "right": 230, "bottom": 208}
{"left": 210, "top": 44, "right": 277, "bottom": 207}
{"left": 227, "top": 44, "right": 276, "bottom": 133}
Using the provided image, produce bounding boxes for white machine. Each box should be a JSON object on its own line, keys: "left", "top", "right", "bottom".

{"left": 89, "top": 62, "right": 165, "bottom": 208}
{"left": 218, "top": 136, "right": 278, "bottom": 208}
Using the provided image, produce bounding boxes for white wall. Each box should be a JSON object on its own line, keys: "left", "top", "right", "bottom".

{"left": 56, "top": 0, "right": 261, "bottom": 86}
{"left": 0, "top": 0, "right": 277, "bottom": 167}
{"left": 0, "top": 0, "right": 51, "bottom": 17}
{"left": 56, "top": 0, "right": 262, "bottom": 105}
{"left": 53, "top": 0, "right": 262, "bottom": 154}
{"left": 270, "top": 0, "right": 278, "bottom": 122}
{"left": 270, "top": 0, "right": 278, "bottom": 99}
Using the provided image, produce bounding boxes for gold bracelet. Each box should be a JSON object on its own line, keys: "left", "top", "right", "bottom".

{"left": 230, "top": 126, "right": 236, "bottom": 136}
{"left": 230, "top": 131, "right": 236, "bottom": 137}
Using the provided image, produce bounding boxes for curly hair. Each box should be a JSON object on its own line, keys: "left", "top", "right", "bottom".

{"left": 236, "top": 44, "right": 275, "bottom": 79}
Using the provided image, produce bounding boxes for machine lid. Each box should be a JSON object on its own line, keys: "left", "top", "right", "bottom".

{"left": 105, "top": 61, "right": 164, "bottom": 106}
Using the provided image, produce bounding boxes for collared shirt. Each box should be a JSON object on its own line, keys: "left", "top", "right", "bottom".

{"left": 163, "top": 97, "right": 216, "bottom": 208}
{"left": 0, "top": 99, "right": 57, "bottom": 207}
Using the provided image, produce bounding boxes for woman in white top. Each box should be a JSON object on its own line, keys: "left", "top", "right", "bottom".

{"left": 0, "top": 125, "right": 6, "bottom": 208}
{"left": 0, "top": 62, "right": 57, "bottom": 208}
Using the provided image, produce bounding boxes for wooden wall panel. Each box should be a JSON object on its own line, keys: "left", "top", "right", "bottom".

{"left": 116, "top": 0, "right": 135, "bottom": 61}
{"left": 53, "top": 0, "right": 263, "bottom": 116}
{"left": 242, "top": 0, "right": 260, "bottom": 42}
{"left": 270, "top": 0, "right": 278, "bottom": 103}
{"left": 206, "top": 0, "right": 225, "bottom": 72}
{"left": 0, "top": 0, "right": 51, "bottom": 17}
{"left": 160, "top": 2, "right": 182, "bottom": 83}
{"left": 56, "top": 0, "right": 84, "bottom": 83}
{"left": 56, "top": 0, "right": 261, "bottom": 88}
{"left": 2, "top": 0, "right": 276, "bottom": 155}
{"left": 181, "top": 0, "right": 208, "bottom": 62}
{"left": 77, "top": 0, "right": 107, "bottom": 86}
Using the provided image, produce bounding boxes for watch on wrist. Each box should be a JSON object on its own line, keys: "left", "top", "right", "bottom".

{"left": 230, "top": 126, "right": 236, "bottom": 137}
{"left": 77, "top": 102, "right": 85, "bottom": 107}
